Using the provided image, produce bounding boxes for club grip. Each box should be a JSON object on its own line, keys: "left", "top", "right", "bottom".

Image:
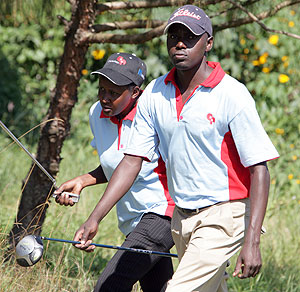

{"left": 52, "top": 192, "right": 80, "bottom": 203}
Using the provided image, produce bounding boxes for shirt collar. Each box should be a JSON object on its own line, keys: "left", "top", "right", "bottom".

{"left": 100, "top": 101, "right": 138, "bottom": 123}
{"left": 164, "top": 61, "right": 225, "bottom": 88}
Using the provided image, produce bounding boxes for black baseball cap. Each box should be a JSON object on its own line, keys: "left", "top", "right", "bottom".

{"left": 164, "top": 5, "right": 213, "bottom": 36}
{"left": 91, "top": 53, "right": 147, "bottom": 87}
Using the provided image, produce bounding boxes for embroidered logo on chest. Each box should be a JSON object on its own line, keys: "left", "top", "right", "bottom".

{"left": 207, "top": 113, "right": 215, "bottom": 124}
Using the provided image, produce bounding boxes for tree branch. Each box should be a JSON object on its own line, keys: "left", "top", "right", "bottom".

{"left": 79, "top": 23, "right": 166, "bottom": 44}
{"left": 95, "top": 0, "right": 220, "bottom": 13}
{"left": 209, "top": 0, "right": 260, "bottom": 18}
{"left": 92, "top": 20, "right": 165, "bottom": 32}
{"left": 57, "top": 15, "right": 71, "bottom": 27}
{"left": 77, "top": 0, "right": 300, "bottom": 45}
{"left": 214, "top": 0, "right": 300, "bottom": 35}
{"left": 66, "top": 0, "right": 76, "bottom": 6}
{"left": 225, "top": 0, "right": 300, "bottom": 39}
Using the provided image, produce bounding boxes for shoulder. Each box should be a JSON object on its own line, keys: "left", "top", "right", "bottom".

{"left": 89, "top": 101, "right": 101, "bottom": 116}
{"left": 143, "top": 73, "right": 170, "bottom": 94}
{"left": 218, "top": 74, "right": 255, "bottom": 106}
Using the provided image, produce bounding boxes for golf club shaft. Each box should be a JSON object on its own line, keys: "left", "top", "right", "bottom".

{"left": 0, "top": 120, "right": 56, "bottom": 185}
{"left": 40, "top": 236, "right": 178, "bottom": 258}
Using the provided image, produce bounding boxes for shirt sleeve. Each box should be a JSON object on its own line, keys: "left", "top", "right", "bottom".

{"left": 125, "top": 83, "right": 159, "bottom": 161}
{"left": 229, "top": 103, "right": 279, "bottom": 167}
{"left": 89, "top": 102, "right": 99, "bottom": 150}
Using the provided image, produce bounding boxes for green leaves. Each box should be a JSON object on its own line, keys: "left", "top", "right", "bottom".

{"left": 0, "top": 21, "right": 64, "bottom": 139}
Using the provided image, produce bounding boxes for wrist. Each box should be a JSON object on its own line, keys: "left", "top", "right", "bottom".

{"left": 77, "top": 174, "right": 94, "bottom": 189}
{"left": 244, "top": 227, "right": 261, "bottom": 245}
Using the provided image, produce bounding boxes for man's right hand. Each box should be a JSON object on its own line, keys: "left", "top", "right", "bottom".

{"left": 54, "top": 177, "right": 83, "bottom": 206}
{"left": 73, "top": 218, "right": 99, "bottom": 252}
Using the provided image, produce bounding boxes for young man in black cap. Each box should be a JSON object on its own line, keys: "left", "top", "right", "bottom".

{"left": 72, "top": 6, "right": 279, "bottom": 291}
{"left": 54, "top": 53, "right": 175, "bottom": 291}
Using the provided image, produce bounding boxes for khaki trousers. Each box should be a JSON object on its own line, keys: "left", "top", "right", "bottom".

{"left": 166, "top": 199, "right": 250, "bottom": 292}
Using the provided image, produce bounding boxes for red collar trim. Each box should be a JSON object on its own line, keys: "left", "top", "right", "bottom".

{"left": 100, "top": 101, "right": 138, "bottom": 123}
{"left": 164, "top": 62, "right": 225, "bottom": 88}
{"left": 202, "top": 62, "right": 225, "bottom": 88}
{"left": 164, "top": 67, "right": 176, "bottom": 86}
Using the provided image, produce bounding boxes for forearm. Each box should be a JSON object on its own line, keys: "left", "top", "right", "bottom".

{"left": 74, "top": 165, "right": 108, "bottom": 189}
{"left": 245, "top": 162, "right": 270, "bottom": 244}
{"left": 88, "top": 155, "right": 143, "bottom": 223}
{"left": 87, "top": 165, "right": 108, "bottom": 185}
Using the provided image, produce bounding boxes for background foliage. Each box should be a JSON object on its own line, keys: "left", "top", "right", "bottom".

{"left": 0, "top": 1, "right": 299, "bottom": 291}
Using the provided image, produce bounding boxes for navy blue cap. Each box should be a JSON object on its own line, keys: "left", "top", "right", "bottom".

{"left": 91, "top": 53, "right": 147, "bottom": 87}
{"left": 164, "top": 5, "right": 213, "bottom": 36}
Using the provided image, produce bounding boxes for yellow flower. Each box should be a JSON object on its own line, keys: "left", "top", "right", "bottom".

{"left": 259, "top": 55, "right": 267, "bottom": 64}
{"left": 93, "top": 149, "right": 98, "bottom": 156}
{"left": 288, "top": 21, "right": 295, "bottom": 28}
{"left": 290, "top": 144, "right": 295, "bottom": 149}
{"left": 296, "top": 180, "right": 300, "bottom": 185}
{"left": 119, "top": 48, "right": 125, "bottom": 53}
{"left": 240, "top": 38, "right": 246, "bottom": 45}
{"left": 290, "top": 10, "right": 295, "bottom": 16}
{"left": 81, "top": 69, "right": 88, "bottom": 75}
{"left": 252, "top": 60, "right": 260, "bottom": 66}
{"left": 292, "top": 155, "right": 297, "bottom": 161}
{"left": 243, "top": 48, "right": 249, "bottom": 54}
{"left": 271, "top": 179, "right": 276, "bottom": 185}
{"left": 262, "top": 67, "right": 270, "bottom": 73}
{"left": 288, "top": 69, "right": 295, "bottom": 74}
{"left": 275, "top": 128, "right": 284, "bottom": 135}
{"left": 92, "top": 49, "right": 106, "bottom": 60}
{"left": 283, "top": 61, "right": 289, "bottom": 68}
{"left": 281, "top": 56, "right": 288, "bottom": 62}
{"left": 288, "top": 174, "right": 294, "bottom": 180}
{"left": 268, "top": 35, "right": 279, "bottom": 45}
{"left": 278, "top": 74, "right": 289, "bottom": 83}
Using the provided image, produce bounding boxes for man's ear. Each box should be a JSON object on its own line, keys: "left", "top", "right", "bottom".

{"left": 131, "top": 86, "right": 141, "bottom": 99}
{"left": 206, "top": 36, "right": 214, "bottom": 53}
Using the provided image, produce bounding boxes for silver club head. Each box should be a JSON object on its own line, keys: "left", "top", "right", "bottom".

{"left": 15, "top": 235, "right": 44, "bottom": 267}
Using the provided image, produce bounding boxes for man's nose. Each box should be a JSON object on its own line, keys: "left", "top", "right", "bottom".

{"left": 176, "top": 40, "right": 186, "bottom": 49}
{"left": 101, "top": 94, "right": 111, "bottom": 103}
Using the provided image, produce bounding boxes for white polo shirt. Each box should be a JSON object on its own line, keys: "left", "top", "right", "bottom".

{"left": 125, "top": 62, "right": 279, "bottom": 209}
{"left": 89, "top": 101, "right": 174, "bottom": 235}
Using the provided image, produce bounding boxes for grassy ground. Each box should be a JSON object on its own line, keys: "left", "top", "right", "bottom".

{"left": 1, "top": 124, "right": 300, "bottom": 291}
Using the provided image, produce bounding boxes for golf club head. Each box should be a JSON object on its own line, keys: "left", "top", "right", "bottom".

{"left": 15, "top": 235, "right": 44, "bottom": 267}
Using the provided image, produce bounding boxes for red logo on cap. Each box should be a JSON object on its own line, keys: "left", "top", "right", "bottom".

{"left": 207, "top": 113, "right": 215, "bottom": 124}
{"left": 117, "top": 56, "right": 126, "bottom": 65}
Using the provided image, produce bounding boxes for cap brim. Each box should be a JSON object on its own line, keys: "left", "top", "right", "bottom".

{"left": 91, "top": 68, "right": 133, "bottom": 86}
{"left": 164, "top": 21, "right": 206, "bottom": 36}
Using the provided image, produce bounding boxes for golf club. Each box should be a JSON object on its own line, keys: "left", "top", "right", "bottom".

{"left": 15, "top": 235, "right": 178, "bottom": 267}
{"left": 41, "top": 236, "right": 178, "bottom": 258}
{"left": 0, "top": 120, "right": 79, "bottom": 203}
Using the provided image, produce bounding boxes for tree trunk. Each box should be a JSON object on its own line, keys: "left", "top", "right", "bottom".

{"left": 8, "top": 0, "right": 96, "bottom": 247}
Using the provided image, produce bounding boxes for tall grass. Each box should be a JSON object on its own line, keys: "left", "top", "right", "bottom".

{"left": 1, "top": 111, "right": 300, "bottom": 291}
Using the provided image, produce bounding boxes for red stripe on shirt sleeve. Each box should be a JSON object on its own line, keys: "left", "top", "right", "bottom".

{"left": 221, "top": 131, "right": 250, "bottom": 200}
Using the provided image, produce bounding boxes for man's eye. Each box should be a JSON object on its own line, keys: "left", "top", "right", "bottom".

{"left": 188, "top": 35, "right": 196, "bottom": 40}
{"left": 169, "top": 34, "right": 176, "bottom": 39}
{"left": 110, "top": 91, "right": 119, "bottom": 98}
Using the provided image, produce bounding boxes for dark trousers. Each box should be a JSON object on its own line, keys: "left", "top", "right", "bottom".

{"left": 94, "top": 213, "right": 175, "bottom": 292}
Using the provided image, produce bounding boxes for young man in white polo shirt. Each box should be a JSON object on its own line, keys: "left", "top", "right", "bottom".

{"left": 54, "top": 53, "right": 175, "bottom": 291}
{"left": 73, "top": 6, "right": 279, "bottom": 292}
